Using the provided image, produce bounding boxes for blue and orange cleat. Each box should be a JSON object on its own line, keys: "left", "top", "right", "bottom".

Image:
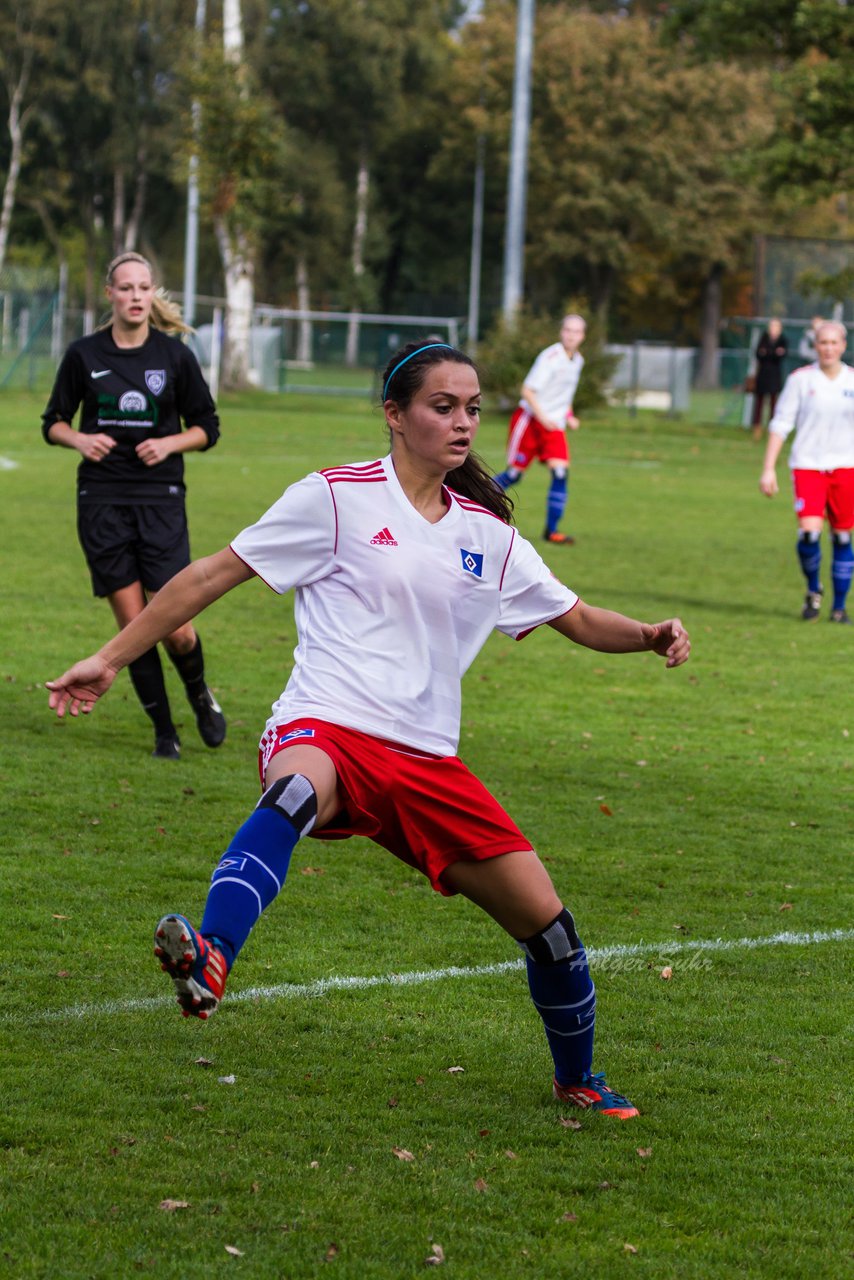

{"left": 553, "top": 1072, "right": 639, "bottom": 1119}
{"left": 153, "top": 914, "right": 228, "bottom": 1020}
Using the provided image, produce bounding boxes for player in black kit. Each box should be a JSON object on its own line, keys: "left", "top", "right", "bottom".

{"left": 41, "top": 250, "right": 226, "bottom": 759}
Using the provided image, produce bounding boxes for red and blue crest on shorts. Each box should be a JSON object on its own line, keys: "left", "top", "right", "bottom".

{"left": 277, "top": 727, "right": 316, "bottom": 746}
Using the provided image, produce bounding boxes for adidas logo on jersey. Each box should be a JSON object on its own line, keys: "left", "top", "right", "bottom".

{"left": 370, "top": 527, "right": 398, "bottom": 546}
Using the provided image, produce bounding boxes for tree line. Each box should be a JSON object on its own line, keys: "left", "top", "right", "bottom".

{"left": 1, "top": 0, "right": 850, "bottom": 386}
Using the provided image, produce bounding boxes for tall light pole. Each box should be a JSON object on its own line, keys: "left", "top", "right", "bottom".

{"left": 467, "top": 131, "right": 486, "bottom": 353}
{"left": 182, "top": 0, "right": 206, "bottom": 327}
{"left": 501, "top": 0, "right": 535, "bottom": 323}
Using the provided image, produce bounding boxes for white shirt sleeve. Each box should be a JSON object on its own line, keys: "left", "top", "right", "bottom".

{"left": 768, "top": 372, "right": 804, "bottom": 440}
{"left": 495, "top": 531, "right": 577, "bottom": 639}
{"left": 229, "top": 472, "right": 336, "bottom": 593}
{"left": 523, "top": 347, "right": 553, "bottom": 395}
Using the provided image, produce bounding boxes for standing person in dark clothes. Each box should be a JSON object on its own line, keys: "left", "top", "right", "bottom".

{"left": 41, "top": 250, "right": 226, "bottom": 759}
{"left": 751, "top": 318, "right": 788, "bottom": 441}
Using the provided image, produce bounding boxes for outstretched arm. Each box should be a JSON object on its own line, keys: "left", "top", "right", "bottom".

{"left": 46, "top": 547, "right": 256, "bottom": 717}
{"left": 548, "top": 601, "right": 690, "bottom": 668}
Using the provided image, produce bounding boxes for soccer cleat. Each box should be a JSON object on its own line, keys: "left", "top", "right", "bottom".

{"left": 553, "top": 1072, "right": 639, "bottom": 1119}
{"left": 189, "top": 686, "right": 227, "bottom": 748}
{"left": 829, "top": 609, "right": 852, "bottom": 624}
{"left": 153, "top": 914, "right": 228, "bottom": 1019}
{"left": 544, "top": 530, "right": 576, "bottom": 546}
{"left": 152, "top": 733, "right": 181, "bottom": 760}
{"left": 801, "top": 590, "right": 823, "bottom": 621}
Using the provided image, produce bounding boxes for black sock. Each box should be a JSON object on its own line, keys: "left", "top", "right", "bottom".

{"left": 168, "top": 636, "right": 207, "bottom": 701}
{"left": 128, "top": 648, "right": 176, "bottom": 738}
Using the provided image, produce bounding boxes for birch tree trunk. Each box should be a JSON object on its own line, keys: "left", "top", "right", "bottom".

{"left": 345, "top": 154, "right": 369, "bottom": 368}
{"left": 295, "top": 251, "right": 313, "bottom": 364}
{"left": 215, "top": 0, "right": 255, "bottom": 388}
{"left": 0, "top": 57, "right": 31, "bottom": 274}
{"left": 214, "top": 219, "right": 254, "bottom": 386}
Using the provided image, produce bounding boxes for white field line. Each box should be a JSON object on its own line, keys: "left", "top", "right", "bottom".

{"left": 4, "top": 927, "right": 852, "bottom": 1029}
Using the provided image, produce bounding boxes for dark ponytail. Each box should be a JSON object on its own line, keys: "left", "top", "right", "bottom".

{"left": 380, "top": 341, "right": 514, "bottom": 524}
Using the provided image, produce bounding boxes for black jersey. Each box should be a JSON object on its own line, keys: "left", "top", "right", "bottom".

{"left": 41, "top": 327, "right": 220, "bottom": 504}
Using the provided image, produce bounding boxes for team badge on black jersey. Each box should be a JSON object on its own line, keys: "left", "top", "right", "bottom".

{"left": 119, "top": 390, "right": 147, "bottom": 413}
{"left": 460, "top": 549, "right": 484, "bottom": 578}
{"left": 145, "top": 370, "right": 166, "bottom": 395}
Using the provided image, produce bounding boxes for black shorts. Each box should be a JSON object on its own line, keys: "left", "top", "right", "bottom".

{"left": 77, "top": 502, "right": 191, "bottom": 598}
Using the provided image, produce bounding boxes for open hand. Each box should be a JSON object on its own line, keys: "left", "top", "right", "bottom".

{"left": 46, "top": 656, "right": 118, "bottom": 718}
{"left": 759, "top": 467, "right": 778, "bottom": 497}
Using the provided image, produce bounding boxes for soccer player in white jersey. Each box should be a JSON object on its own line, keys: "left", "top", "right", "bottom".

{"left": 47, "top": 341, "right": 690, "bottom": 1119}
{"left": 760, "top": 321, "right": 854, "bottom": 622}
{"left": 493, "top": 314, "right": 586, "bottom": 545}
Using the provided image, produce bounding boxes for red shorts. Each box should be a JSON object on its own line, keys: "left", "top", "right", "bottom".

{"left": 792, "top": 469, "right": 854, "bottom": 529}
{"left": 258, "top": 718, "right": 532, "bottom": 895}
{"left": 506, "top": 407, "right": 570, "bottom": 470}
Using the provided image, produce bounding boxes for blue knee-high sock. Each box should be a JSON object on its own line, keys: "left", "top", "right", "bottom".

{"left": 200, "top": 775, "right": 316, "bottom": 969}
{"left": 832, "top": 534, "right": 854, "bottom": 611}
{"left": 797, "top": 531, "right": 822, "bottom": 593}
{"left": 494, "top": 466, "right": 522, "bottom": 491}
{"left": 525, "top": 944, "right": 596, "bottom": 1085}
{"left": 545, "top": 470, "right": 568, "bottom": 535}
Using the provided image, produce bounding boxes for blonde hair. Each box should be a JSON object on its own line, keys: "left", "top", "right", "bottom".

{"left": 101, "top": 251, "right": 191, "bottom": 335}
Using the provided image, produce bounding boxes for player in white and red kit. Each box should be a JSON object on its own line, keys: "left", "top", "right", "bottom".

{"left": 494, "top": 315, "right": 586, "bottom": 545}
{"left": 47, "top": 341, "right": 690, "bottom": 1118}
{"left": 760, "top": 321, "right": 854, "bottom": 622}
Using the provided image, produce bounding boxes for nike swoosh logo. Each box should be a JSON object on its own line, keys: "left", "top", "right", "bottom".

{"left": 91, "top": 370, "right": 111, "bottom": 379}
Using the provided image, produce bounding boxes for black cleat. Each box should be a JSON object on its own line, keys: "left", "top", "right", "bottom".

{"left": 153, "top": 733, "right": 181, "bottom": 760}
{"left": 801, "top": 590, "right": 823, "bottom": 621}
{"left": 190, "top": 686, "right": 226, "bottom": 748}
{"left": 829, "top": 609, "right": 852, "bottom": 624}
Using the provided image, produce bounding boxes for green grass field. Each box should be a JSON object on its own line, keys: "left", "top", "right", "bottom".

{"left": 1, "top": 388, "right": 851, "bottom": 1279}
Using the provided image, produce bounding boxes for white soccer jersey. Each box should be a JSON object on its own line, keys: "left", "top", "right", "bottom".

{"left": 230, "top": 455, "right": 577, "bottom": 756}
{"left": 520, "top": 342, "right": 585, "bottom": 424}
{"left": 769, "top": 362, "right": 854, "bottom": 470}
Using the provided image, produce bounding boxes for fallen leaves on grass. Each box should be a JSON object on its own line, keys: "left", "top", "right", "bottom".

{"left": 473, "top": 1178, "right": 488, "bottom": 1193}
{"left": 562, "top": 1212, "right": 578, "bottom": 1223}
{"left": 299, "top": 866, "right": 326, "bottom": 876}
{"left": 660, "top": 966, "right": 673, "bottom": 980}
{"left": 159, "top": 1199, "right": 190, "bottom": 1212}
{"left": 324, "top": 1243, "right": 339, "bottom": 1261}
{"left": 225, "top": 1245, "right": 244, "bottom": 1257}
{"left": 218, "top": 1075, "right": 236, "bottom": 1085}
{"left": 392, "top": 1147, "right": 415, "bottom": 1162}
{"left": 425, "top": 1243, "right": 445, "bottom": 1266}
{"left": 195, "top": 1057, "right": 214, "bottom": 1068}
{"left": 779, "top": 902, "right": 793, "bottom": 912}
{"left": 446, "top": 1066, "right": 464, "bottom": 1074}
{"left": 599, "top": 803, "right": 613, "bottom": 816}
{"left": 624, "top": 1243, "right": 638, "bottom": 1255}
{"left": 637, "top": 1148, "right": 652, "bottom": 1158}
